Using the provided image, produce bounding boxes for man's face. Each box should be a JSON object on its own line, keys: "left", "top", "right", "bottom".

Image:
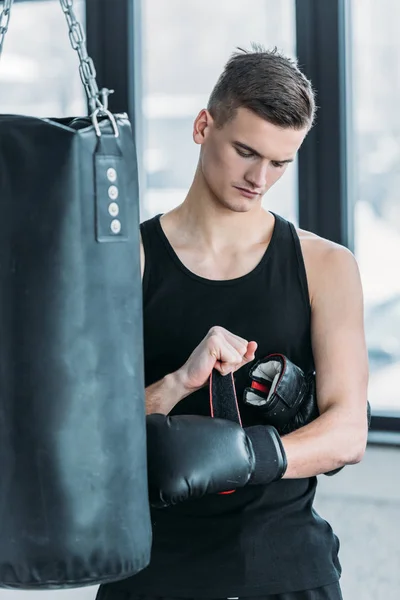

{"left": 194, "top": 106, "right": 308, "bottom": 212}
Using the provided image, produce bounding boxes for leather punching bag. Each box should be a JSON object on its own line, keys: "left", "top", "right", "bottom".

{"left": 0, "top": 0, "right": 152, "bottom": 590}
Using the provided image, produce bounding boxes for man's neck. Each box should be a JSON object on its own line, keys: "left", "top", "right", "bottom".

{"left": 162, "top": 171, "right": 273, "bottom": 253}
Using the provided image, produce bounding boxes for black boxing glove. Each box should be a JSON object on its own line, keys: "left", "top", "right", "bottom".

{"left": 243, "top": 354, "right": 371, "bottom": 476}
{"left": 243, "top": 354, "right": 318, "bottom": 435}
{"left": 146, "top": 414, "right": 287, "bottom": 508}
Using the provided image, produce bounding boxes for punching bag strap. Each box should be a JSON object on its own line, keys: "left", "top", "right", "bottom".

{"left": 94, "top": 140, "right": 129, "bottom": 243}
{"left": 60, "top": 0, "right": 126, "bottom": 240}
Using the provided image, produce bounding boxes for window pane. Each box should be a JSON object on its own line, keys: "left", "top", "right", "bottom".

{"left": 0, "top": 0, "right": 86, "bottom": 117}
{"left": 140, "top": 0, "right": 297, "bottom": 222}
{"left": 350, "top": 0, "right": 400, "bottom": 412}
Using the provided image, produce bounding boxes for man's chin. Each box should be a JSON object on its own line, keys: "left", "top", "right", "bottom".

{"left": 219, "top": 197, "right": 258, "bottom": 213}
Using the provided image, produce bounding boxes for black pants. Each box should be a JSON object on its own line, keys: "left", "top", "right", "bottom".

{"left": 96, "top": 582, "right": 343, "bottom": 600}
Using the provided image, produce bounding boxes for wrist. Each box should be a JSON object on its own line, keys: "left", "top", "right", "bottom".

{"left": 165, "top": 369, "right": 193, "bottom": 403}
{"left": 145, "top": 371, "right": 188, "bottom": 415}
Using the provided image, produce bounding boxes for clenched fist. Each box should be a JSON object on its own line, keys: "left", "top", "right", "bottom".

{"left": 178, "top": 326, "right": 257, "bottom": 393}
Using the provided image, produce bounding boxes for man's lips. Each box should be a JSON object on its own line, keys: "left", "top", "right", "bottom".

{"left": 234, "top": 186, "right": 260, "bottom": 198}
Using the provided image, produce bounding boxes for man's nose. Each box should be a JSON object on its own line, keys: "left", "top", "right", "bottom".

{"left": 244, "top": 162, "right": 268, "bottom": 190}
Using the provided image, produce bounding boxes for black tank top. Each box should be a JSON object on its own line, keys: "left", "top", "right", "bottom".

{"left": 118, "top": 212, "right": 341, "bottom": 597}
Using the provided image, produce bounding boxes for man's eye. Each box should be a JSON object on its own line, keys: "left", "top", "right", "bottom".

{"left": 271, "top": 161, "right": 285, "bottom": 168}
{"left": 236, "top": 149, "right": 254, "bottom": 158}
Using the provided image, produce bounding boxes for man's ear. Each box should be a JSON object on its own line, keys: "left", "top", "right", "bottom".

{"left": 193, "top": 109, "right": 214, "bottom": 145}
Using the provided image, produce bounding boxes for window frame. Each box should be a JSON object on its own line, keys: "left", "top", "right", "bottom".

{"left": 14, "top": 0, "right": 400, "bottom": 440}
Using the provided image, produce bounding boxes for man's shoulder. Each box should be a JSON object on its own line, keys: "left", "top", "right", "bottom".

{"left": 294, "top": 226, "right": 359, "bottom": 304}
{"left": 295, "top": 225, "right": 354, "bottom": 263}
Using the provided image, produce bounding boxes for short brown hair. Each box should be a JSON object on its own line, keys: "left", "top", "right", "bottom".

{"left": 207, "top": 44, "right": 316, "bottom": 130}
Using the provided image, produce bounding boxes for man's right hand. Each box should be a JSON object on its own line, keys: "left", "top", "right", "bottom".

{"left": 145, "top": 326, "right": 257, "bottom": 415}
{"left": 177, "top": 326, "right": 258, "bottom": 395}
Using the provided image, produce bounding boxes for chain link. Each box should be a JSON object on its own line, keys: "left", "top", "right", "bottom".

{"left": 0, "top": 0, "right": 13, "bottom": 59}
{"left": 59, "top": 0, "right": 118, "bottom": 135}
{"left": 59, "top": 0, "right": 103, "bottom": 113}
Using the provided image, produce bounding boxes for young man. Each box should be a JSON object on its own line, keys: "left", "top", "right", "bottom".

{"left": 97, "top": 47, "right": 368, "bottom": 600}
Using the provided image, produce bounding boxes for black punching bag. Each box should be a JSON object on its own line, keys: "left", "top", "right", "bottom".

{"left": 0, "top": 0, "right": 152, "bottom": 590}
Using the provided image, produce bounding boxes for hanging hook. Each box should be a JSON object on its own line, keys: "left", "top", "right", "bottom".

{"left": 99, "top": 88, "right": 115, "bottom": 112}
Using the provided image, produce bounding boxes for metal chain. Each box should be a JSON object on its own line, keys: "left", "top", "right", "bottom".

{"left": 59, "top": 0, "right": 105, "bottom": 113}
{"left": 59, "top": 0, "right": 119, "bottom": 135}
{"left": 0, "top": 0, "right": 13, "bottom": 59}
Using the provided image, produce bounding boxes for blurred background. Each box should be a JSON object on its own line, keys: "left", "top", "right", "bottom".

{"left": 0, "top": 0, "right": 399, "bottom": 598}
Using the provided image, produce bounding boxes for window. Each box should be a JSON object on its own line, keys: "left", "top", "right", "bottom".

{"left": 140, "top": 0, "right": 297, "bottom": 222}
{"left": 0, "top": 0, "right": 87, "bottom": 117}
{"left": 350, "top": 0, "right": 400, "bottom": 412}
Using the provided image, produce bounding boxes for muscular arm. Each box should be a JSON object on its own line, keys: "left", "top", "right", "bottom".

{"left": 281, "top": 242, "right": 369, "bottom": 478}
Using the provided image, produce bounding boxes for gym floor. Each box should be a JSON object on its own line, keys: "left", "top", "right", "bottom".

{"left": 315, "top": 443, "right": 400, "bottom": 600}
{"left": 0, "top": 445, "right": 397, "bottom": 600}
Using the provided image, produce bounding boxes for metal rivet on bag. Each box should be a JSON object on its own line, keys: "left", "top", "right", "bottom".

{"left": 110, "top": 219, "right": 121, "bottom": 234}
{"left": 107, "top": 168, "right": 117, "bottom": 182}
{"left": 108, "top": 202, "right": 119, "bottom": 217}
{"left": 108, "top": 185, "right": 119, "bottom": 200}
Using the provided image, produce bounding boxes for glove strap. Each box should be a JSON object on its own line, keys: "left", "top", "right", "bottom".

{"left": 209, "top": 370, "right": 242, "bottom": 495}
{"left": 209, "top": 370, "right": 242, "bottom": 426}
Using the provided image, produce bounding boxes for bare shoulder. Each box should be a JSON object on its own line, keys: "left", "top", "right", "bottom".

{"left": 295, "top": 226, "right": 361, "bottom": 306}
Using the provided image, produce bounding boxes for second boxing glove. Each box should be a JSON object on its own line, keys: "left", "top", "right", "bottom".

{"left": 146, "top": 414, "right": 287, "bottom": 508}
{"left": 243, "top": 354, "right": 371, "bottom": 476}
{"left": 243, "top": 354, "right": 318, "bottom": 435}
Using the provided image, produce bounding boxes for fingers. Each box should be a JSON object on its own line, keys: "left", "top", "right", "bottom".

{"left": 207, "top": 326, "right": 248, "bottom": 355}
{"left": 213, "top": 337, "right": 244, "bottom": 375}
{"left": 207, "top": 326, "right": 258, "bottom": 375}
{"left": 179, "top": 326, "right": 258, "bottom": 391}
{"left": 244, "top": 340, "right": 258, "bottom": 362}
{"left": 208, "top": 334, "right": 242, "bottom": 369}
